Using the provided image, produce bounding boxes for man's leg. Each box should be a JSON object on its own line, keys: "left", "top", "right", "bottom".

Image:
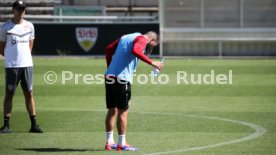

{"left": 0, "top": 90, "right": 14, "bottom": 133}
{"left": 115, "top": 82, "right": 138, "bottom": 151}
{"left": 116, "top": 108, "right": 138, "bottom": 151}
{"left": 3, "top": 90, "right": 14, "bottom": 118}
{"left": 23, "top": 90, "right": 36, "bottom": 123}
{"left": 23, "top": 91, "right": 42, "bottom": 133}
{"left": 105, "top": 77, "right": 118, "bottom": 150}
{"left": 1, "top": 68, "right": 18, "bottom": 133}
{"left": 21, "top": 67, "right": 42, "bottom": 133}
{"left": 24, "top": 91, "right": 35, "bottom": 116}
{"left": 117, "top": 81, "right": 130, "bottom": 147}
{"left": 105, "top": 108, "right": 117, "bottom": 145}
{"left": 117, "top": 109, "right": 128, "bottom": 146}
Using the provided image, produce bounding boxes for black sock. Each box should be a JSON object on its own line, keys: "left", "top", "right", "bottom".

{"left": 30, "top": 115, "right": 37, "bottom": 127}
{"left": 4, "top": 116, "right": 10, "bottom": 128}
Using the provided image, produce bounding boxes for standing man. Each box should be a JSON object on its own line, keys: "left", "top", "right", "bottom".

{"left": 0, "top": 0, "right": 43, "bottom": 133}
{"left": 104, "top": 31, "right": 163, "bottom": 151}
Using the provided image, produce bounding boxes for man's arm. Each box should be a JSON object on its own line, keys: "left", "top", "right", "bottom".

{"left": 0, "top": 25, "right": 6, "bottom": 56}
{"left": 105, "top": 38, "right": 120, "bottom": 67}
{"left": 29, "top": 39, "right": 34, "bottom": 53}
{"left": 132, "top": 36, "right": 164, "bottom": 70}
{"left": 0, "top": 41, "right": 5, "bottom": 56}
{"left": 29, "top": 22, "right": 35, "bottom": 53}
{"left": 132, "top": 36, "right": 153, "bottom": 65}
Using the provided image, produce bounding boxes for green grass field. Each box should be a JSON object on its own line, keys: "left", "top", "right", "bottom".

{"left": 0, "top": 58, "right": 275, "bottom": 155}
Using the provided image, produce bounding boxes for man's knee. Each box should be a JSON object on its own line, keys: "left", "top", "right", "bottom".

{"left": 5, "top": 90, "right": 14, "bottom": 100}
{"left": 118, "top": 109, "right": 128, "bottom": 119}
{"left": 108, "top": 108, "right": 118, "bottom": 116}
{"left": 24, "top": 91, "right": 33, "bottom": 99}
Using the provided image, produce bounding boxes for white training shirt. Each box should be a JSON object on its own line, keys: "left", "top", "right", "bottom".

{"left": 0, "top": 19, "right": 34, "bottom": 68}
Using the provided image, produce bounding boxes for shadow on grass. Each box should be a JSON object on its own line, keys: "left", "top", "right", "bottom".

{"left": 17, "top": 148, "right": 103, "bottom": 152}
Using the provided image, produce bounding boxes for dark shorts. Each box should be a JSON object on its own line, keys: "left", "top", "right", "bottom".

{"left": 105, "top": 77, "right": 131, "bottom": 110}
{"left": 5, "top": 67, "right": 33, "bottom": 93}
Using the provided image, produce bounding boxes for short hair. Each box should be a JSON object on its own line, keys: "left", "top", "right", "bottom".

{"left": 145, "top": 31, "right": 159, "bottom": 43}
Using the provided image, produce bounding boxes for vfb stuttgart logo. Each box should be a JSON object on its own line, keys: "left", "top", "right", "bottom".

{"left": 76, "top": 27, "right": 98, "bottom": 52}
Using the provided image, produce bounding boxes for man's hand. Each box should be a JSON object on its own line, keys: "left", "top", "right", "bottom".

{"left": 151, "top": 61, "right": 164, "bottom": 71}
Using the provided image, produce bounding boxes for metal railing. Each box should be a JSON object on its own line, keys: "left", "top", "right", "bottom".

{"left": 159, "top": 0, "right": 276, "bottom": 57}
{"left": 0, "top": 14, "right": 158, "bottom": 23}
{"left": 161, "top": 28, "right": 276, "bottom": 57}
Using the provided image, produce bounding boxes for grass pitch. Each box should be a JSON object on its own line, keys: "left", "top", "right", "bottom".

{"left": 0, "top": 58, "right": 275, "bottom": 155}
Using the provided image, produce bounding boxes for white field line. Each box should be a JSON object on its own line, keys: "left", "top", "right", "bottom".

{"left": 142, "top": 112, "right": 267, "bottom": 155}
{"left": 35, "top": 108, "right": 267, "bottom": 154}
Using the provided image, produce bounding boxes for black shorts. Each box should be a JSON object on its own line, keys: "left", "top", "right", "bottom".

{"left": 5, "top": 67, "right": 33, "bottom": 93}
{"left": 105, "top": 77, "right": 131, "bottom": 110}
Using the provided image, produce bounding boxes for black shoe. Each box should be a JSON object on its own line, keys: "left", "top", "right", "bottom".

{"left": 29, "top": 125, "right": 43, "bottom": 133}
{"left": 0, "top": 126, "right": 11, "bottom": 133}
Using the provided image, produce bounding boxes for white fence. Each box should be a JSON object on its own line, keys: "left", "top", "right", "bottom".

{"left": 159, "top": 0, "right": 276, "bottom": 56}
